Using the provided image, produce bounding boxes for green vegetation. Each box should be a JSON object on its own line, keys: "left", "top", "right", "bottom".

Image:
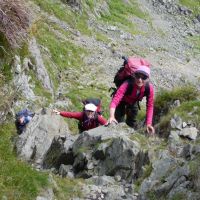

{"left": 30, "top": 19, "right": 88, "bottom": 93}
{"left": 154, "top": 84, "right": 200, "bottom": 137}
{"left": 130, "top": 132, "right": 148, "bottom": 148}
{"left": 171, "top": 192, "right": 187, "bottom": 200}
{"left": 189, "top": 154, "right": 200, "bottom": 177}
{"left": 95, "top": 32, "right": 112, "bottom": 43}
{"left": 146, "top": 191, "right": 157, "bottom": 200}
{"left": 136, "top": 104, "right": 146, "bottom": 122}
{"left": 134, "top": 163, "right": 153, "bottom": 192}
{"left": 0, "top": 33, "right": 13, "bottom": 82}
{"left": 158, "top": 100, "right": 200, "bottom": 136}
{"left": 32, "top": 0, "right": 92, "bottom": 35}
{"left": 100, "top": 0, "right": 149, "bottom": 34}
{"left": 33, "top": 20, "right": 87, "bottom": 71}
{"left": 53, "top": 176, "right": 82, "bottom": 199}
{"left": 86, "top": 0, "right": 95, "bottom": 9}
{"left": 188, "top": 155, "right": 200, "bottom": 192}
{"left": 0, "top": 123, "right": 83, "bottom": 200}
{"left": 0, "top": 123, "right": 49, "bottom": 199}
{"left": 0, "top": 0, "right": 30, "bottom": 48}
{"left": 179, "top": 0, "right": 200, "bottom": 16}
{"left": 154, "top": 84, "right": 199, "bottom": 121}
{"left": 189, "top": 35, "right": 200, "bottom": 55}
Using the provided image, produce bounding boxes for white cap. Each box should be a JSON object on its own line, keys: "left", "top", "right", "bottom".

{"left": 84, "top": 103, "right": 97, "bottom": 112}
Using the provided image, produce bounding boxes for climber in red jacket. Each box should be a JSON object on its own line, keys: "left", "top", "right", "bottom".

{"left": 52, "top": 103, "right": 107, "bottom": 132}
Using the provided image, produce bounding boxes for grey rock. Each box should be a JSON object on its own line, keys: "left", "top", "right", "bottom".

{"left": 29, "top": 37, "right": 53, "bottom": 94}
{"left": 59, "top": 164, "right": 74, "bottom": 178}
{"left": 179, "top": 127, "right": 198, "bottom": 140}
{"left": 36, "top": 188, "right": 54, "bottom": 200}
{"left": 170, "top": 115, "right": 182, "bottom": 130}
{"left": 15, "top": 109, "right": 70, "bottom": 167}
{"left": 87, "top": 175, "right": 115, "bottom": 186}
{"left": 98, "top": 137, "right": 145, "bottom": 180}
{"left": 140, "top": 152, "right": 178, "bottom": 194}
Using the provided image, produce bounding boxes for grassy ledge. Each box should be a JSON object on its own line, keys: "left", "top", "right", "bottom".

{"left": 0, "top": 123, "right": 49, "bottom": 199}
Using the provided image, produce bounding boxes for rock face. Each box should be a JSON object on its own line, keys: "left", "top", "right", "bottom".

{"left": 9, "top": 0, "right": 200, "bottom": 199}
{"left": 28, "top": 38, "right": 54, "bottom": 95}
{"left": 15, "top": 120, "right": 149, "bottom": 181}
{"left": 13, "top": 109, "right": 200, "bottom": 199}
{"left": 15, "top": 109, "right": 70, "bottom": 167}
{"left": 71, "top": 126, "right": 149, "bottom": 181}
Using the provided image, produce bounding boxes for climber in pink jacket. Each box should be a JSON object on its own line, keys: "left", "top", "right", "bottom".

{"left": 108, "top": 65, "right": 155, "bottom": 135}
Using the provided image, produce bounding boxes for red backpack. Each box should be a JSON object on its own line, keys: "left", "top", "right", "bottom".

{"left": 114, "top": 56, "right": 151, "bottom": 87}
{"left": 110, "top": 57, "right": 151, "bottom": 108}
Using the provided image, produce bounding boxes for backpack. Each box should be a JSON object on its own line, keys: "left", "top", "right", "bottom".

{"left": 114, "top": 56, "right": 151, "bottom": 87}
{"left": 111, "top": 56, "right": 151, "bottom": 108}
{"left": 82, "top": 98, "right": 102, "bottom": 115}
{"left": 78, "top": 98, "right": 102, "bottom": 132}
{"left": 15, "top": 109, "right": 34, "bottom": 134}
{"left": 16, "top": 109, "right": 34, "bottom": 120}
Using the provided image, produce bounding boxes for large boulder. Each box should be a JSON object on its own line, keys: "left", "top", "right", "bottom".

{"left": 71, "top": 123, "right": 149, "bottom": 181}
{"left": 14, "top": 109, "right": 70, "bottom": 168}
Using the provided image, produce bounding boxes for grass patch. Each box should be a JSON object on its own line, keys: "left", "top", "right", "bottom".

{"left": 188, "top": 154, "right": 200, "bottom": 192}
{"left": 85, "top": 0, "right": 95, "bottom": 9}
{"left": 30, "top": 19, "right": 88, "bottom": 95}
{"left": 188, "top": 35, "right": 200, "bottom": 55}
{"left": 0, "top": 34, "right": 13, "bottom": 82}
{"left": 32, "top": 0, "right": 91, "bottom": 35}
{"left": 174, "top": 100, "right": 200, "bottom": 119}
{"left": 32, "top": 20, "right": 87, "bottom": 71}
{"left": 179, "top": 0, "right": 200, "bottom": 16}
{"left": 95, "top": 32, "right": 112, "bottom": 43}
{"left": 0, "top": 123, "right": 49, "bottom": 199}
{"left": 53, "top": 176, "right": 82, "bottom": 199}
{"left": 100, "top": 0, "right": 149, "bottom": 34}
{"left": 134, "top": 163, "right": 153, "bottom": 192}
{"left": 159, "top": 100, "right": 200, "bottom": 131}
{"left": 154, "top": 84, "right": 199, "bottom": 123}
{"left": 28, "top": 70, "right": 52, "bottom": 104}
{"left": 130, "top": 132, "right": 148, "bottom": 148}
{"left": 171, "top": 192, "right": 187, "bottom": 200}
{"left": 1, "top": 62, "right": 13, "bottom": 82}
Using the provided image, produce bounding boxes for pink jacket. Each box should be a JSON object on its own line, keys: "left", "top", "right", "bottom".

{"left": 110, "top": 81, "right": 154, "bottom": 125}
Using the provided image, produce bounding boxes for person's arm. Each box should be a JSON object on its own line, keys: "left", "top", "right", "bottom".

{"left": 60, "top": 111, "right": 83, "bottom": 120}
{"left": 108, "top": 107, "right": 118, "bottom": 124}
{"left": 52, "top": 109, "right": 83, "bottom": 120}
{"left": 146, "top": 84, "right": 155, "bottom": 135}
{"left": 108, "top": 82, "right": 129, "bottom": 124}
{"left": 98, "top": 115, "right": 107, "bottom": 125}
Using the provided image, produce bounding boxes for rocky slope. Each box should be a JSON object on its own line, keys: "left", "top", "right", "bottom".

{"left": 9, "top": 0, "right": 200, "bottom": 111}
{"left": 0, "top": 0, "right": 200, "bottom": 199}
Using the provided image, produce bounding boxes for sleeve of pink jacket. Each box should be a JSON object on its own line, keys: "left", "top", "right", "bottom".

{"left": 146, "top": 84, "right": 154, "bottom": 125}
{"left": 110, "top": 82, "right": 129, "bottom": 108}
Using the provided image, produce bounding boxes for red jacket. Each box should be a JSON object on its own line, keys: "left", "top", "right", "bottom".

{"left": 110, "top": 81, "right": 154, "bottom": 125}
{"left": 60, "top": 111, "right": 107, "bottom": 131}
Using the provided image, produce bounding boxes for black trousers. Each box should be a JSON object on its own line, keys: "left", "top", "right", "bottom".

{"left": 115, "top": 101, "right": 138, "bottom": 128}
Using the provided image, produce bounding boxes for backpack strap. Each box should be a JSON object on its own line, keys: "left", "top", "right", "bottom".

{"left": 78, "top": 112, "right": 99, "bottom": 132}
{"left": 126, "top": 81, "right": 150, "bottom": 110}
{"left": 125, "top": 78, "right": 134, "bottom": 96}
{"left": 144, "top": 81, "right": 150, "bottom": 99}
